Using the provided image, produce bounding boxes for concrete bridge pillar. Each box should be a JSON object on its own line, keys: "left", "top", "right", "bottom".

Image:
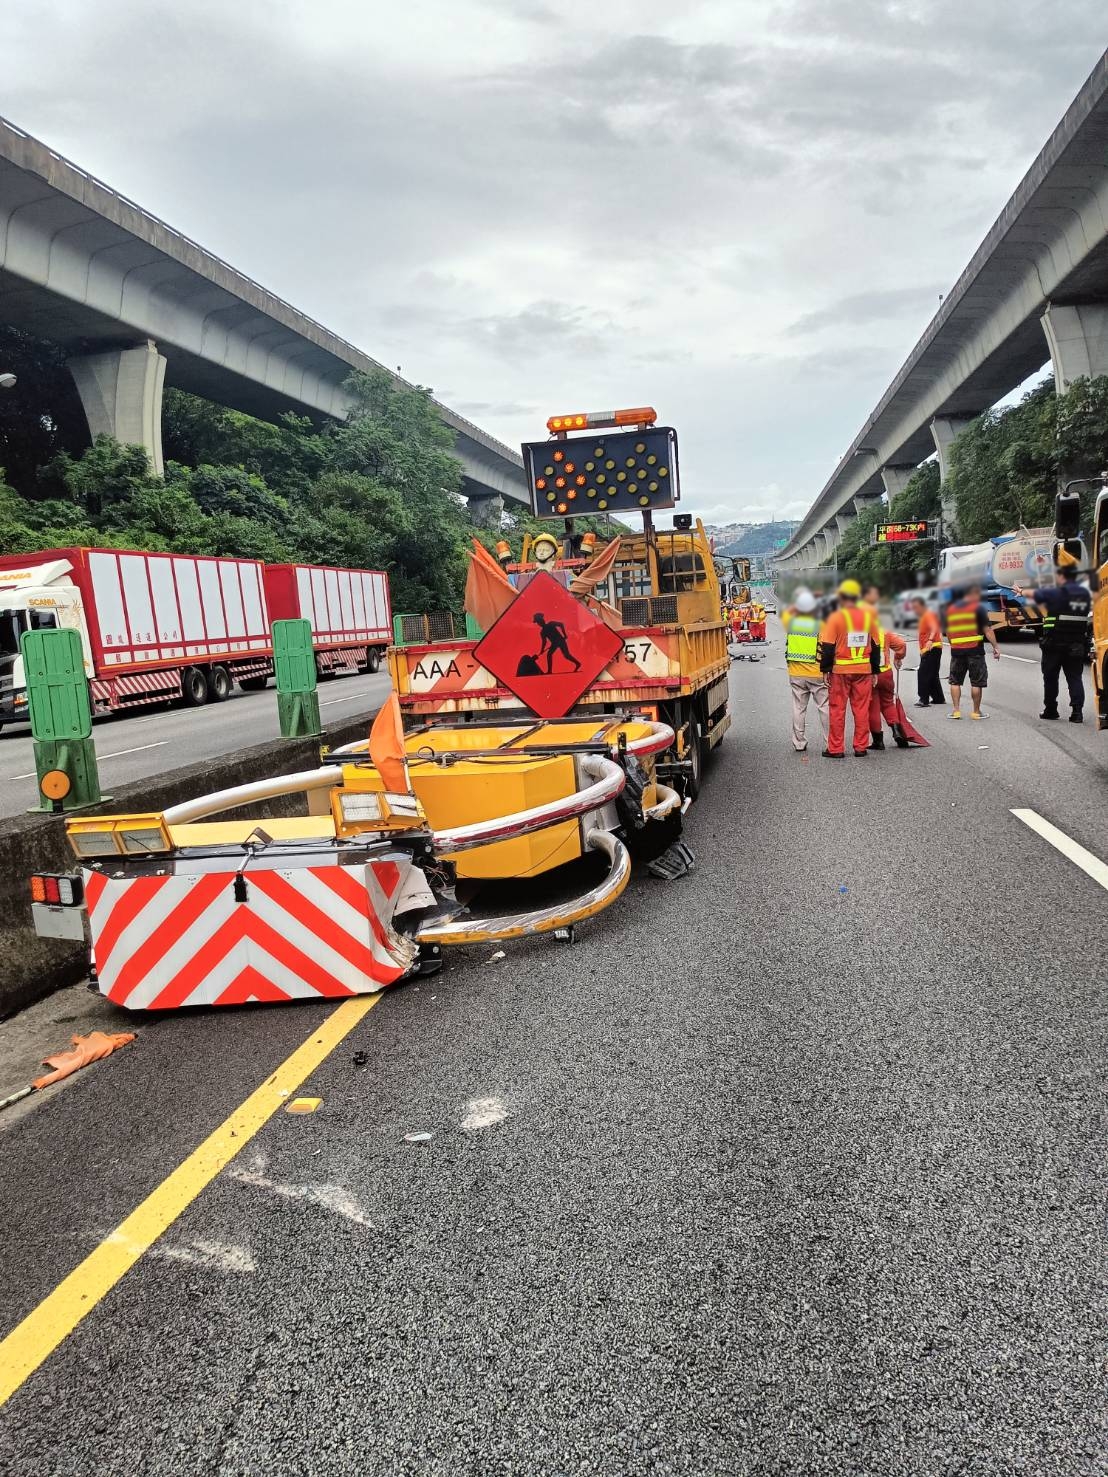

{"left": 930, "top": 415, "right": 974, "bottom": 539}
{"left": 68, "top": 340, "right": 166, "bottom": 475}
{"left": 853, "top": 492, "right": 883, "bottom": 516}
{"left": 1041, "top": 302, "right": 1108, "bottom": 392}
{"left": 881, "top": 465, "right": 916, "bottom": 500}
{"left": 466, "top": 491, "right": 505, "bottom": 530}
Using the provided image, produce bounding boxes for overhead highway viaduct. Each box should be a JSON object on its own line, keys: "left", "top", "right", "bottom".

{"left": 0, "top": 116, "right": 525, "bottom": 517}
{"left": 779, "top": 49, "right": 1108, "bottom": 573}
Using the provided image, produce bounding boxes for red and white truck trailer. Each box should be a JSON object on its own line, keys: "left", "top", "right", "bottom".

{"left": 0, "top": 547, "right": 391, "bottom": 729}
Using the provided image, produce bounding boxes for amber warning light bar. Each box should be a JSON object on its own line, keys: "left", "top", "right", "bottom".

{"left": 547, "top": 407, "right": 657, "bottom": 434}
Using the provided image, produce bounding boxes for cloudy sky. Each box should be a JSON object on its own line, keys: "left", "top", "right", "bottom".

{"left": 1, "top": 1, "right": 1105, "bottom": 525}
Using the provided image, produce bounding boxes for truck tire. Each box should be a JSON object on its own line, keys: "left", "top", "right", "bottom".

{"left": 239, "top": 674, "right": 269, "bottom": 692}
{"left": 181, "top": 667, "right": 210, "bottom": 707}
{"left": 684, "top": 709, "right": 704, "bottom": 801}
{"left": 365, "top": 649, "right": 381, "bottom": 674}
{"left": 209, "top": 666, "right": 232, "bottom": 702}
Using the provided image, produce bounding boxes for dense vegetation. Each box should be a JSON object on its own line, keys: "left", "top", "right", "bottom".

{"left": 0, "top": 326, "right": 610, "bottom": 613}
{"left": 827, "top": 375, "right": 1108, "bottom": 589}
{"left": 717, "top": 520, "right": 799, "bottom": 558}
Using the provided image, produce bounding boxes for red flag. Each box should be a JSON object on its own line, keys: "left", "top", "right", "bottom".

{"left": 464, "top": 539, "right": 516, "bottom": 631}
{"left": 369, "top": 691, "right": 410, "bottom": 793}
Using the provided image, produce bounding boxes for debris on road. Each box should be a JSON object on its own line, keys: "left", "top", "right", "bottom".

{"left": 486, "top": 950, "right": 506, "bottom": 964}
{"left": 461, "top": 1096, "right": 509, "bottom": 1132}
{"left": 33, "top": 1030, "right": 135, "bottom": 1089}
{"left": 403, "top": 1131, "right": 435, "bottom": 1143}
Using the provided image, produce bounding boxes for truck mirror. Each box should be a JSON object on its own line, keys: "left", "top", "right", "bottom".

{"left": 1055, "top": 491, "right": 1082, "bottom": 540}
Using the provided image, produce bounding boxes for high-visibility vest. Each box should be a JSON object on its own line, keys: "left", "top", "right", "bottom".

{"left": 785, "top": 614, "right": 820, "bottom": 667}
{"left": 1041, "top": 585, "right": 1091, "bottom": 645}
{"left": 878, "top": 631, "right": 893, "bottom": 673}
{"left": 946, "top": 600, "right": 983, "bottom": 649}
{"left": 864, "top": 604, "right": 894, "bottom": 671}
{"left": 831, "top": 606, "right": 875, "bottom": 671}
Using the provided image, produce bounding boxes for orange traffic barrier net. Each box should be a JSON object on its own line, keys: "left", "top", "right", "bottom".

{"left": 33, "top": 1030, "right": 136, "bottom": 1089}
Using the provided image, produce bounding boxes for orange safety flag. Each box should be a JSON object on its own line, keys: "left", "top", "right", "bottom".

{"left": 581, "top": 594, "right": 624, "bottom": 631}
{"left": 570, "top": 535, "right": 621, "bottom": 597}
{"left": 464, "top": 539, "right": 516, "bottom": 631}
{"left": 33, "top": 1030, "right": 136, "bottom": 1090}
{"left": 368, "top": 690, "right": 410, "bottom": 794}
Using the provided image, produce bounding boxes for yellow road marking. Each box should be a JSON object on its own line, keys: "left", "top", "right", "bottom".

{"left": 0, "top": 993, "right": 381, "bottom": 1408}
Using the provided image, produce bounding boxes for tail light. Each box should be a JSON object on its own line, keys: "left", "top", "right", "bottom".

{"left": 30, "top": 874, "right": 83, "bottom": 907}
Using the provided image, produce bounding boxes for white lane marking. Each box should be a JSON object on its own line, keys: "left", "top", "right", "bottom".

{"left": 7, "top": 739, "right": 168, "bottom": 780}
{"left": 1011, "top": 808, "right": 1108, "bottom": 893}
{"left": 98, "top": 741, "right": 170, "bottom": 760}
{"left": 1002, "top": 654, "right": 1036, "bottom": 663}
{"left": 320, "top": 693, "right": 375, "bottom": 707}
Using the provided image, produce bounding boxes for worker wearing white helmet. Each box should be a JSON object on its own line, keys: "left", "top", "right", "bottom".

{"left": 782, "top": 588, "right": 829, "bottom": 752}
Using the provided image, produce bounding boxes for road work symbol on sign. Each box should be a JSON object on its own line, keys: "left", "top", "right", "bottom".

{"left": 473, "top": 571, "right": 622, "bottom": 719}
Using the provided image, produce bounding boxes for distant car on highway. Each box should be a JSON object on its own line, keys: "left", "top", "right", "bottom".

{"left": 891, "top": 586, "right": 937, "bottom": 628}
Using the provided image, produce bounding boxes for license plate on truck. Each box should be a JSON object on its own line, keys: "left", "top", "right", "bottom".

{"left": 32, "top": 902, "right": 86, "bottom": 941}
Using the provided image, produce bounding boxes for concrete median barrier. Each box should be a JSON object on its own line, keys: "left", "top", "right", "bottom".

{"left": 0, "top": 714, "right": 375, "bottom": 1018}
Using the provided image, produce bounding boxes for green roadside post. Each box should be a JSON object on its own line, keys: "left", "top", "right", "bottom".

{"left": 464, "top": 612, "right": 483, "bottom": 639}
{"left": 273, "top": 619, "right": 321, "bottom": 739}
{"left": 20, "top": 628, "right": 106, "bottom": 812}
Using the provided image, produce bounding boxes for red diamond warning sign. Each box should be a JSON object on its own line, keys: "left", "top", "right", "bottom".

{"left": 473, "top": 571, "right": 622, "bottom": 719}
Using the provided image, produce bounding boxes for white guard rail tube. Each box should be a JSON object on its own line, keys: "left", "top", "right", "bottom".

{"left": 416, "top": 830, "right": 631, "bottom": 946}
{"left": 644, "top": 782, "right": 682, "bottom": 820}
{"left": 430, "top": 754, "right": 625, "bottom": 855}
{"left": 162, "top": 769, "right": 337, "bottom": 826}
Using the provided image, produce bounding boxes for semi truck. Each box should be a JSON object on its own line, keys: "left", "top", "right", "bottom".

{"left": 937, "top": 529, "right": 1055, "bottom": 634}
{"left": 0, "top": 547, "right": 391, "bottom": 730}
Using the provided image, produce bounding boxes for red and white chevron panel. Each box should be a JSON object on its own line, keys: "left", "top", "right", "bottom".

{"left": 84, "top": 861, "right": 417, "bottom": 1010}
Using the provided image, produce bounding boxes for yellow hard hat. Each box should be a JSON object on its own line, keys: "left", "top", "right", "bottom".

{"left": 532, "top": 532, "right": 559, "bottom": 553}
{"left": 1055, "top": 547, "right": 1078, "bottom": 570}
{"left": 838, "top": 578, "right": 862, "bottom": 599}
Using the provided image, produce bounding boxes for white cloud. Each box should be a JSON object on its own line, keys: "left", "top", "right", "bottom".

{"left": 0, "top": 1, "right": 1103, "bottom": 524}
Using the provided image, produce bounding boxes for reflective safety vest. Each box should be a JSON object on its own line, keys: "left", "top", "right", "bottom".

{"left": 946, "top": 600, "right": 983, "bottom": 649}
{"left": 1041, "top": 585, "right": 1091, "bottom": 646}
{"left": 878, "top": 631, "right": 894, "bottom": 673}
{"left": 831, "top": 605, "right": 875, "bottom": 671}
{"left": 785, "top": 613, "right": 820, "bottom": 666}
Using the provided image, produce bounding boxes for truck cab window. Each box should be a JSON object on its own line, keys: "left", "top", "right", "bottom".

{"left": 28, "top": 610, "right": 58, "bottom": 631}
{"left": 0, "top": 609, "right": 27, "bottom": 658}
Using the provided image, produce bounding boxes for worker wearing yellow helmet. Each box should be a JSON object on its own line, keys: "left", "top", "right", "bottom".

{"left": 817, "top": 578, "right": 881, "bottom": 756}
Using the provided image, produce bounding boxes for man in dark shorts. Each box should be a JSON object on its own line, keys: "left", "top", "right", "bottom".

{"left": 943, "top": 583, "right": 1000, "bottom": 720}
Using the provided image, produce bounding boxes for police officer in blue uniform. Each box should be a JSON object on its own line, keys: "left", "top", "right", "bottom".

{"left": 1015, "top": 548, "right": 1092, "bottom": 722}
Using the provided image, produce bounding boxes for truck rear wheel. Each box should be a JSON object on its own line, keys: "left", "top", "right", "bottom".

{"left": 684, "top": 709, "right": 704, "bottom": 801}
{"left": 209, "top": 666, "right": 232, "bottom": 702}
{"left": 239, "top": 674, "right": 269, "bottom": 692}
{"left": 181, "top": 667, "right": 210, "bottom": 707}
{"left": 365, "top": 649, "right": 381, "bottom": 674}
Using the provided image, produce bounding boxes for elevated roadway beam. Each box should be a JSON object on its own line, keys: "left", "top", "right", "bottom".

{"left": 782, "top": 50, "right": 1108, "bottom": 561}
{"left": 0, "top": 116, "right": 525, "bottom": 505}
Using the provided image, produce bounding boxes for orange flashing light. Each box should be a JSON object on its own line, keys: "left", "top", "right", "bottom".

{"left": 546, "top": 406, "right": 658, "bottom": 434}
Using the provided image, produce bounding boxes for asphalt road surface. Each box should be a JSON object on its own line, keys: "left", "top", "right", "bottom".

{"left": 0, "top": 671, "right": 392, "bottom": 819}
{"left": 1, "top": 630, "right": 1106, "bottom": 1475}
